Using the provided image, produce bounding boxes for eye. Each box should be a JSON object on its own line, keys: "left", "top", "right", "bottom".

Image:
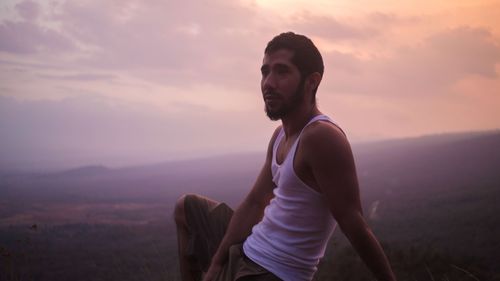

{"left": 261, "top": 67, "right": 270, "bottom": 77}
{"left": 275, "top": 65, "right": 289, "bottom": 75}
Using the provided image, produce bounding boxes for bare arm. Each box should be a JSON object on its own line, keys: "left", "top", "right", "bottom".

{"left": 302, "top": 123, "right": 396, "bottom": 281}
{"left": 203, "top": 127, "right": 280, "bottom": 281}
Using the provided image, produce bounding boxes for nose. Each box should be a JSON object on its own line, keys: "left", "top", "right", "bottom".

{"left": 261, "top": 73, "right": 276, "bottom": 93}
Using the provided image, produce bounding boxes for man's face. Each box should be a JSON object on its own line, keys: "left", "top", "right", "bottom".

{"left": 261, "top": 49, "right": 305, "bottom": 121}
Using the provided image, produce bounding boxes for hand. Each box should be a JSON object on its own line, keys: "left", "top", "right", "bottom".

{"left": 202, "top": 262, "right": 222, "bottom": 281}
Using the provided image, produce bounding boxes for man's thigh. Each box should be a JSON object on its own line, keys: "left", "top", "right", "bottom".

{"left": 214, "top": 244, "right": 282, "bottom": 281}
{"left": 235, "top": 259, "right": 282, "bottom": 281}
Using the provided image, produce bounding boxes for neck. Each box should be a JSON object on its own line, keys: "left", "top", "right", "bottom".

{"left": 281, "top": 103, "right": 321, "bottom": 140}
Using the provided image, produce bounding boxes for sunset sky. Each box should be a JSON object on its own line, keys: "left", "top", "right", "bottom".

{"left": 1, "top": 0, "right": 499, "bottom": 170}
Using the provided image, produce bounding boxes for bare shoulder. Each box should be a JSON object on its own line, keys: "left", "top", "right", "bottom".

{"left": 300, "top": 120, "right": 353, "bottom": 165}
{"left": 299, "top": 120, "right": 359, "bottom": 200}
{"left": 302, "top": 120, "right": 350, "bottom": 150}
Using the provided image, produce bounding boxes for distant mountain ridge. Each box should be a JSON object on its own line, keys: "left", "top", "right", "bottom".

{"left": 54, "top": 165, "right": 111, "bottom": 177}
{"left": 54, "top": 128, "right": 500, "bottom": 175}
{"left": 1, "top": 129, "right": 499, "bottom": 206}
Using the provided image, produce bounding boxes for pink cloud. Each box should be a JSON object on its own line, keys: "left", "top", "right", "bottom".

{"left": 15, "top": 0, "right": 40, "bottom": 21}
{"left": 323, "top": 26, "right": 500, "bottom": 97}
{"left": 37, "top": 73, "right": 117, "bottom": 81}
{"left": 291, "top": 12, "right": 379, "bottom": 41}
{"left": 365, "top": 12, "right": 421, "bottom": 27}
{"left": 42, "top": 0, "right": 270, "bottom": 90}
{"left": 2, "top": 1, "right": 499, "bottom": 102}
{"left": 0, "top": 20, "right": 74, "bottom": 54}
{"left": 425, "top": 27, "right": 500, "bottom": 78}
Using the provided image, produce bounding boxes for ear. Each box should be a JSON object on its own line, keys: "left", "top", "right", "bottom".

{"left": 305, "top": 72, "right": 322, "bottom": 92}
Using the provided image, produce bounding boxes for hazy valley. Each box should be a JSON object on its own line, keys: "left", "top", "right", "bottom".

{"left": 1, "top": 131, "right": 499, "bottom": 281}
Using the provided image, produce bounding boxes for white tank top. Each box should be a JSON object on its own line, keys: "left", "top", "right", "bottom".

{"left": 243, "top": 115, "right": 340, "bottom": 281}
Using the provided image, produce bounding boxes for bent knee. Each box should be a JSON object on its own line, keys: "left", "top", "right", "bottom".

{"left": 174, "top": 193, "right": 198, "bottom": 225}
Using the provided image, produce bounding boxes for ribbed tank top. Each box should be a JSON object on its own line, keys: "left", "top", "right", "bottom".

{"left": 243, "top": 115, "right": 340, "bottom": 281}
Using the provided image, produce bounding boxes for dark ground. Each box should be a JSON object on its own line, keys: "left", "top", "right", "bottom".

{"left": 1, "top": 131, "right": 499, "bottom": 281}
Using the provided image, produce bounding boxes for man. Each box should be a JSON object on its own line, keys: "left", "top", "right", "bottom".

{"left": 174, "top": 32, "right": 396, "bottom": 281}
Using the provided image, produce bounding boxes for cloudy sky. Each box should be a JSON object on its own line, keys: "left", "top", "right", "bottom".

{"left": 1, "top": 0, "right": 499, "bottom": 170}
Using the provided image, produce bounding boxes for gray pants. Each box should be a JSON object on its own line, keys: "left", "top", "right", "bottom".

{"left": 183, "top": 194, "right": 282, "bottom": 281}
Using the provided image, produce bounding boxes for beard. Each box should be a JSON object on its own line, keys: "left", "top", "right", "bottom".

{"left": 264, "top": 79, "right": 306, "bottom": 121}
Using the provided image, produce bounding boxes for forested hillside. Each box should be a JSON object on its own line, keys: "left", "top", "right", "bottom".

{"left": 1, "top": 131, "right": 499, "bottom": 281}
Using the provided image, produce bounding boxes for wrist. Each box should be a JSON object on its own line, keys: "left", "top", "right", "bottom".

{"left": 211, "top": 251, "right": 226, "bottom": 266}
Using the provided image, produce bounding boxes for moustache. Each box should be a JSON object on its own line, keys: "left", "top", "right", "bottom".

{"left": 263, "top": 91, "right": 281, "bottom": 100}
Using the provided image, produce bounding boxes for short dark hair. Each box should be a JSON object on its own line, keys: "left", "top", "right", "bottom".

{"left": 265, "top": 32, "right": 324, "bottom": 96}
